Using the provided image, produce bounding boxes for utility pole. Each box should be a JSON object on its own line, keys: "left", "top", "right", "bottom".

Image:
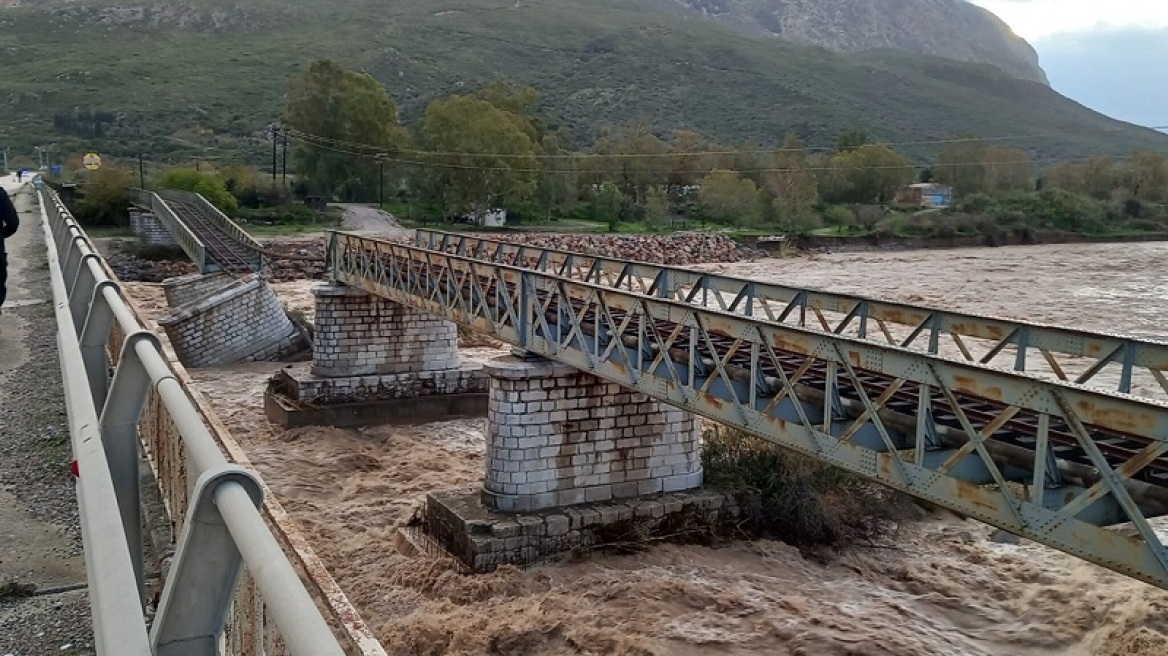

{"left": 138, "top": 154, "right": 146, "bottom": 189}
{"left": 281, "top": 129, "right": 288, "bottom": 187}
{"left": 270, "top": 124, "right": 278, "bottom": 185}
{"left": 378, "top": 157, "right": 384, "bottom": 208}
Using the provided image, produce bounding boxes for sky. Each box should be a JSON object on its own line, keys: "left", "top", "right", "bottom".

{"left": 968, "top": 0, "right": 1168, "bottom": 129}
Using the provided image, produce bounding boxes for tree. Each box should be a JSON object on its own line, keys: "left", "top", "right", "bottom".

{"left": 477, "top": 79, "right": 544, "bottom": 143}
{"left": 935, "top": 139, "right": 1033, "bottom": 195}
{"left": 421, "top": 95, "right": 539, "bottom": 215}
{"left": 75, "top": 166, "right": 134, "bottom": 227}
{"left": 593, "top": 182, "right": 624, "bottom": 232}
{"left": 766, "top": 132, "right": 819, "bottom": 228}
{"left": 591, "top": 120, "right": 669, "bottom": 206}
{"left": 697, "top": 169, "right": 760, "bottom": 225}
{"left": 532, "top": 133, "right": 574, "bottom": 220}
{"left": 934, "top": 138, "right": 988, "bottom": 195}
{"left": 820, "top": 144, "right": 914, "bottom": 204}
{"left": 284, "top": 60, "right": 406, "bottom": 199}
{"left": 835, "top": 129, "right": 871, "bottom": 153}
{"left": 664, "top": 129, "right": 708, "bottom": 193}
{"left": 983, "top": 145, "right": 1034, "bottom": 193}
{"left": 1119, "top": 151, "right": 1168, "bottom": 202}
{"left": 1046, "top": 156, "right": 1116, "bottom": 200}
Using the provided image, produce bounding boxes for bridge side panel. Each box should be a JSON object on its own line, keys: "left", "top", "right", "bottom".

{"left": 483, "top": 356, "right": 702, "bottom": 512}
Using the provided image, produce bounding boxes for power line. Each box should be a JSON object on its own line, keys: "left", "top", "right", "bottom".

{"left": 283, "top": 131, "right": 1143, "bottom": 176}
{"left": 283, "top": 123, "right": 1168, "bottom": 161}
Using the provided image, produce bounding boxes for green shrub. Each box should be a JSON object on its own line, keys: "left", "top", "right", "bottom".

{"left": 952, "top": 192, "right": 993, "bottom": 214}
{"left": 1121, "top": 218, "right": 1168, "bottom": 233}
{"left": 702, "top": 425, "right": 910, "bottom": 548}
{"left": 821, "top": 204, "right": 854, "bottom": 228}
{"left": 236, "top": 204, "right": 318, "bottom": 225}
{"left": 156, "top": 168, "right": 239, "bottom": 215}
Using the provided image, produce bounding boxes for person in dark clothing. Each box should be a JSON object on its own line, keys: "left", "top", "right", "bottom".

{"left": 0, "top": 187, "right": 19, "bottom": 314}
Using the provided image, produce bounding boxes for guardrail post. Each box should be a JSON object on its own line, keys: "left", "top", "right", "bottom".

{"left": 151, "top": 465, "right": 264, "bottom": 655}
{"left": 99, "top": 331, "right": 165, "bottom": 607}
{"left": 68, "top": 253, "right": 103, "bottom": 335}
{"left": 80, "top": 280, "right": 120, "bottom": 411}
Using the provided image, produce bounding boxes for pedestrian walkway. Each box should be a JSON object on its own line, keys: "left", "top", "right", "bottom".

{"left": 0, "top": 176, "right": 94, "bottom": 655}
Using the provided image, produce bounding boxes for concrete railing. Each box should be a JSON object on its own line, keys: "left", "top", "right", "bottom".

{"left": 39, "top": 188, "right": 385, "bottom": 655}
{"left": 129, "top": 187, "right": 210, "bottom": 273}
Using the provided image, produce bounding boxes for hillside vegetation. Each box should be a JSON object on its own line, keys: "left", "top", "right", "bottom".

{"left": 1, "top": 0, "right": 1165, "bottom": 166}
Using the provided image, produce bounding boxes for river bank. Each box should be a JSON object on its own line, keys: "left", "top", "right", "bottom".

{"left": 756, "top": 230, "right": 1168, "bottom": 255}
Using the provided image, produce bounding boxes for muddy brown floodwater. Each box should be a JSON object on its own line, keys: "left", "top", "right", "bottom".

{"left": 126, "top": 241, "right": 1168, "bottom": 655}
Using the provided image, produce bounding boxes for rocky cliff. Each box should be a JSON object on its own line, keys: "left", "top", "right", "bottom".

{"left": 648, "top": 0, "right": 1049, "bottom": 85}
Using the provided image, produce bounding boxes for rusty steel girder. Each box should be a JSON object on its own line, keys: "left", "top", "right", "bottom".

{"left": 415, "top": 229, "right": 1168, "bottom": 404}
{"left": 332, "top": 231, "right": 1168, "bottom": 590}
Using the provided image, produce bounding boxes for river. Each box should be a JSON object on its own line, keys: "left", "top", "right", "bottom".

{"left": 130, "top": 240, "right": 1168, "bottom": 655}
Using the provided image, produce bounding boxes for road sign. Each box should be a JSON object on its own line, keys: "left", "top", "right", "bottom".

{"left": 83, "top": 152, "right": 102, "bottom": 171}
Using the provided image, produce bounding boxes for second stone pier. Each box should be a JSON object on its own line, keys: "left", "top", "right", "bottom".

{"left": 482, "top": 356, "right": 703, "bottom": 512}
{"left": 265, "top": 282, "right": 488, "bottom": 426}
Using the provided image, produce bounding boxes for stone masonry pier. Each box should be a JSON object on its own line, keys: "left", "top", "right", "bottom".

{"left": 129, "top": 208, "right": 177, "bottom": 247}
{"left": 266, "top": 283, "right": 487, "bottom": 427}
{"left": 481, "top": 356, "right": 703, "bottom": 512}
{"left": 419, "top": 354, "right": 714, "bottom": 572}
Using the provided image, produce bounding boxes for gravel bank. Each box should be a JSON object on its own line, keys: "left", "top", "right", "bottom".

{"left": 0, "top": 194, "right": 94, "bottom": 655}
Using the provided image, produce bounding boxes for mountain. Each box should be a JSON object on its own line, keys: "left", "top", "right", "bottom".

{"left": 645, "top": 0, "right": 1049, "bottom": 85}
{"left": 1, "top": 0, "right": 1164, "bottom": 167}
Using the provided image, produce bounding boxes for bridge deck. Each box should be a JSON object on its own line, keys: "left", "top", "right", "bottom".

{"left": 330, "top": 231, "right": 1168, "bottom": 590}
{"left": 161, "top": 197, "right": 257, "bottom": 273}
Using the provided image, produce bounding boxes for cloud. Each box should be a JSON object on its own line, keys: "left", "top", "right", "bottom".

{"left": 968, "top": 0, "right": 1168, "bottom": 40}
{"left": 1036, "top": 27, "right": 1168, "bottom": 128}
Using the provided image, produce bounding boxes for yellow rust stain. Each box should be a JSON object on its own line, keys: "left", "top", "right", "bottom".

{"left": 1074, "top": 400, "right": 1155, "bottom": 435}
{"left": 848, "top": 350, "right": 862, "bottom": 368}
{"left": 954, "top": 479, "right": 998, "bottom": 512}
{"left": 952, "top": 374, "right": 1004, "bottom": 402}
{"left": 702, "top": 392, "right": 725, "bottom": 410}
{"left": 1084, "top": 342, "right": 1107, "bottom": 358}
{"left": 880, "top": 309, "right": 914, "bottom": 325}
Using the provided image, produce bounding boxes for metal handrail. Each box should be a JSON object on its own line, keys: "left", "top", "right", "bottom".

{"left": 415, "top": 229, "right": 1168, "bottom": 402}
{"left": 37, "top": 189, "right": 154, "bottom": 655}
{"left": 40, "top": 188, "right": 346, "bottom": 655}
{"left": 129, "top": 187, "right": 209, "bottom": 273}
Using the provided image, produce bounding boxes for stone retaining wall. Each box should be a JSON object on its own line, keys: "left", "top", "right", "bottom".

{"left": 482, "top": 357, "right": 703, "bottom": 512}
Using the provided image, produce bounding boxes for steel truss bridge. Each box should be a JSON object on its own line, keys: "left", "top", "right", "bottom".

{"left": 328, "top": 228, "right": 1168, "bottom": 590}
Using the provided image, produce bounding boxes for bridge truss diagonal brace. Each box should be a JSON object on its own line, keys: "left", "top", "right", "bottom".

{"left": 150, "top": 466, "right": 265, "bottom": 655}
